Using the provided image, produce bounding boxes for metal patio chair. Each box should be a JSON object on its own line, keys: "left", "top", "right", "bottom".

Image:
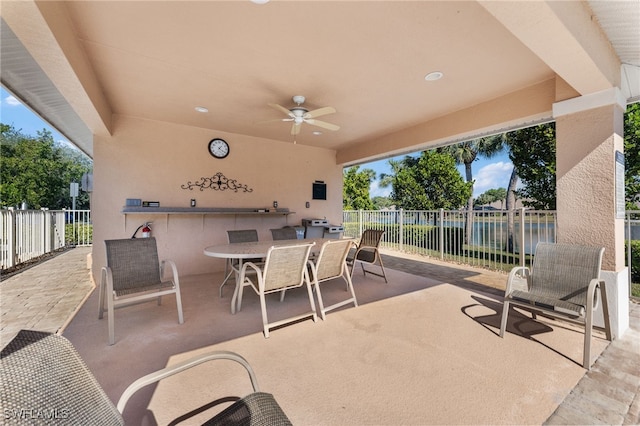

{"left": 499, "top": 242, "right": 612, "bottom": 369}
{"left": 99, "top": 237, "right": 184, "bottom": 345}
{"left": 1, "top": 330, "right": 292, "bottom": 425}
{"left": 237, "top": 242, "right": 317, "bottom": 337}
{"left": 309, "top": 239, "right": 358, "bottom": 320}
{"left": 270, "top": 227, "right": 298, "bottom": 241}
{"left": 346, "top": 229, "right": 388, "bottom": 283}
{"left": 220, "top": 229, "right": 263, "bottom": 298}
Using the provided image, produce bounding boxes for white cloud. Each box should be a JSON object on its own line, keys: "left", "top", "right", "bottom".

{"left": 473, "top": 161, "right": 513, "bottom": 197}
{"left": 370, "top": 180, "right": 391, "bottom": 198}
{"left": 368, "top": 159, "right": 516, "bottom": 199}
{"left": 4, "top": 95, "right": 21, "bottom": 106}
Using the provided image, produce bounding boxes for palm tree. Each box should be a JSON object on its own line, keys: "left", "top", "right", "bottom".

{"left": 378, "top": 158, "right": 404, "bottom": 193}
{"left": 379, "top": 158, "right": 405, "bottom": 224}
{"left": 439, "top": 136, "right": 504, "bottom": 244}
{"left": 504, "top": 166, "right": 519, "bottom": 253}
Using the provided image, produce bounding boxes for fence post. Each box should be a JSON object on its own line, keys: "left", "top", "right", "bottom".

{"left": 358, "top": 209, "right": 363, "bottom": 236}
{"left": 399, "top": 208, "right": 404, "bottom": 252}
{"left": 38, "top": 210, "right": 45, "bottom": 257}
{"left": 9, "top": 209, "right": 17, "bottom": 268}
{"left": 439, "top": 208, "right": 445, "bottom": 260}
{"left": 627, "top": 211, "right": 632, "bottom": 298}
{"left": 43, "top": 209, "right": 51, "bottom": 253}
{"left": 519, "top": 208, "right": 526, "bottom": 267}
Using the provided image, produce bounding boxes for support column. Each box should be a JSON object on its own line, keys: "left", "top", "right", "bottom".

{"left": 553, "top": 88, "right": 628, "bottom": 338}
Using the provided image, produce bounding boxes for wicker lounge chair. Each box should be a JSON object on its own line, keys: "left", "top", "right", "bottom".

{"left": 499, "top": 242, "right": 612, "bottom": 369}
{"left": 309, "top": 239, "right": 358, "bottom": 320}
{"left": 237, "top": 242, "right": 317, "bottom": 337}
{"left": 346, "top": 229, "right": 388, "bottom": 282}
{"left": 0, "top": 330, "right": 292, "bottom": 425}
{"left": 99, "top": 237, "right": 184, "bottom": 345}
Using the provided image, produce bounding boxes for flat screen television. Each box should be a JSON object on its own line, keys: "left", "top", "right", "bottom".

{"left": 312, "top": 182, "right": 327, "bottom": 200}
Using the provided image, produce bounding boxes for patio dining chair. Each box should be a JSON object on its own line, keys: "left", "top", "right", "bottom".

{"left": 309, "top": 239, "right": 358, "bottom": 320}
{"left": 220, "top": 229, "right": 263, "bottom": 298}
{"left": 1, "top": 330, "right": 292, "bottom": 425}
{"left": 99, "top": 237, "right": 184, "bottom": 345}
{"left": 346, "top": 229, "right": 388, "bottom": 283}
{"left": 237, "top": 242, "right": 317, "bottom": 337}
{"left": 499, "top": 242, "right": 612, "bottom": 369}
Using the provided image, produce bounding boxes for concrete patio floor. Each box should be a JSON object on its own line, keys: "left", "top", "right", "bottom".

{"left": 1, "top": 246, "right": 639, "bottom": 424}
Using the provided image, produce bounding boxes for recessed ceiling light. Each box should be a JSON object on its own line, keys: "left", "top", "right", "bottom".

{"left": 424, "top": 71, "right": 443, "bottom": 81}
{"left": 250, "top": 0, "right": 269, "bottom": 4}
{"left": 312, "top": 131, "right": 323, "bottom": 136}
{"left": 195, "top": 106, "right": 208, "bottom": 113}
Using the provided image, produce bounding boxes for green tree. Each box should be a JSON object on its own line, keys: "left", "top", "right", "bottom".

{"left": 379, "top": 158, "right": 404, "bottom": 193}
{"left": 475, "top": 188, "right": 507, "bottom": 208}
{"left": 372, "top": 196, "right": 395, "bottom": 210}
{"left": 343, "top": 166, "right": 375, "bottom": 210}
{"left": 386, "top": 151, "right": 471, "bottom": 210}
{"left": 505, "top": 123, "right": 556, "bottom": 210}
{"left": 0, "top": 124, "right": 92, "bottom": 209}
{"left": 504, "top": 166, "right": 520, "bottom": 252}
{"left": 438, "top": 136, "right": 503, "bottom": 243}
{"left": 624, "top": 103, "right": 640, "bottom": 208}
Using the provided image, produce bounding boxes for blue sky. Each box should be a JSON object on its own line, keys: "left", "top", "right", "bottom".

{"left": 1, "top": 86, "right": 513, "bottom": 198}
{"left": 361, "top": 152, "right": 513, "bottom": 198}
{"left": 1, "top": 87, "right": 69, "bottom": 143}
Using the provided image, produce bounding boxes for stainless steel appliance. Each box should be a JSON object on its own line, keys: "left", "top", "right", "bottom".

{"left": 323, "top": 224, "right": 344, "bottom": 239}
{"left": 302, "top": 218, "right": 344, "bottom": 239}
{"left": 302, "top": 218, "right": 328, "bottom": 238}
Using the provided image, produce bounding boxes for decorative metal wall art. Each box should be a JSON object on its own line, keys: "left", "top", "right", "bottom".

{"left": 181, "top": 172, "right": 253, "bottom": 193}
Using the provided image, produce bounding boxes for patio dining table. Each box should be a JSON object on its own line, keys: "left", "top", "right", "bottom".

{"left": 204, "top": 237, "right": 341, "bottom": 314}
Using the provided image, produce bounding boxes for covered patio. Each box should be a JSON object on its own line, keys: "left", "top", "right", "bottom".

{"left": 2, "top": 247, "right": 638, "bottom": 424}
{"left": 1, "top": 1, "right": 639, "bottom": 423}
{"left": 2, "top": 1, "right": 637, "bottom": 339}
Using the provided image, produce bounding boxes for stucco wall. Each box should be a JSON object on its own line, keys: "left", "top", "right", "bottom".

{"left": 91, "top": 115, "right": 343, "bottom": 280}
{"left": 556, "top": 103, "right": 625, "bottom": 271}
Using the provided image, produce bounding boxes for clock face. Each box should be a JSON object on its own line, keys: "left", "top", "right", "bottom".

{"left": 208, "top": 138, "right": 229, "bottom": 159}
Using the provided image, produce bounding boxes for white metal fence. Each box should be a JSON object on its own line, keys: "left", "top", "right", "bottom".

{"left": 344, "top": 209, "right": 639, "bottom": 294}
{"left": 1, "top": 208, "right": 637, "bottom": 296}
{"left": 343, "top": 208, "right": 556, "bottom": 269}
{"left": 1, "top": 209, "right": 92, "bottom": 270}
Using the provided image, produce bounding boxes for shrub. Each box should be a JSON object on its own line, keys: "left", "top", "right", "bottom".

{"left": 65, "top": 224, "right": 93, "bottom": 246}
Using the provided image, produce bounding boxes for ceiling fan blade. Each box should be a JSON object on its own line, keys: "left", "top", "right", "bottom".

{"left": 291, "top": 123, "right": 301, "bottom": 136}
{"left": 305, "top": 119, "right": 340, "bottom": 131}
{"left": 304, "top": 106, "right": 336, "bottom": 119}
{"left": 256, "top": 118, "right": 294, "bottom": 125}
{"left": 269, "top": 103, "right": 294, "bottom": 118}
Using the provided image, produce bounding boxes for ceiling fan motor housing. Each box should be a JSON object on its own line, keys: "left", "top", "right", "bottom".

{"left": 290, "top": 107, "right": 308, "bottom": 124}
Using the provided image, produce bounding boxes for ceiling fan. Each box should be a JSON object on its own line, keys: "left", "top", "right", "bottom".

{"left": 263, "top": 95, "right": 340, "bottom": 137}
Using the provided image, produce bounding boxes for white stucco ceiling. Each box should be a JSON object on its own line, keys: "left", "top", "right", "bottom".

{"left": 1, "top": 1, "right": 638, "bottom": 162}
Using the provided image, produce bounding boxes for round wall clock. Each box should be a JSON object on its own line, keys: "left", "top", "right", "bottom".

{"left": 208, "top": 138, "right": 229, "bottom": 159}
